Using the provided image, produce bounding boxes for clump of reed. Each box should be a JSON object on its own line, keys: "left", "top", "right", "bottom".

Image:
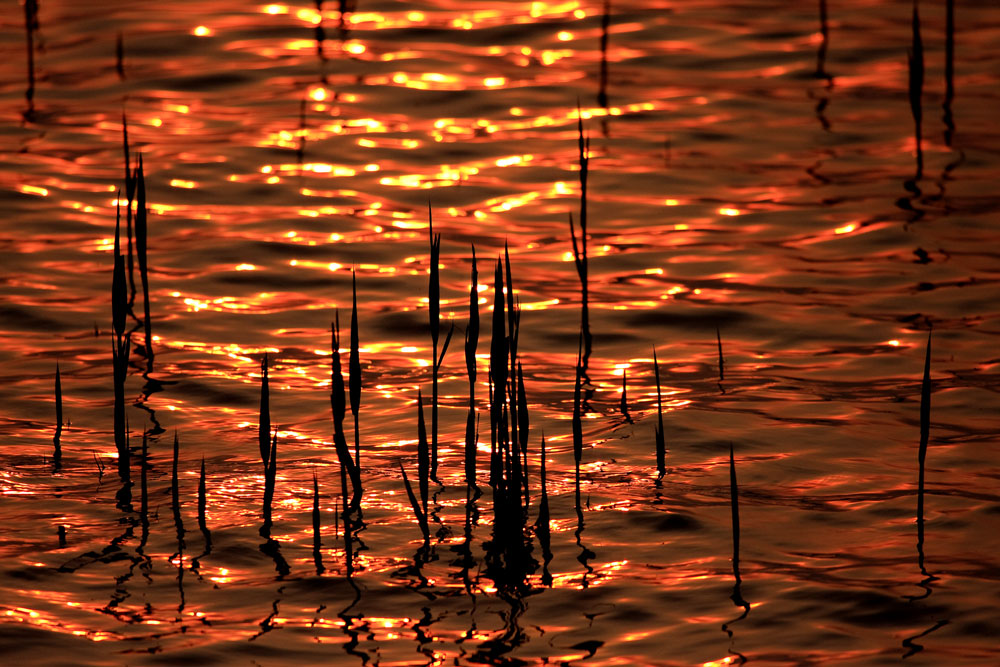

{"left": 481, "top": 252, "right": 538, "bottom": 593}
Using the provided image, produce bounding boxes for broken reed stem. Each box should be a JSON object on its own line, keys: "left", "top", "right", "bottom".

{"left": 399, "top": 460, "right": 430, "bottom": 542}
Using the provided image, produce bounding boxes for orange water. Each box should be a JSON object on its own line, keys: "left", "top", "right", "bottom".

{"left": 2, "top": 1, "right": 999, "bottom": 664}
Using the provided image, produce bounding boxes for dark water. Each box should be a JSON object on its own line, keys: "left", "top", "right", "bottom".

{"left": 2, "top": 0, "right": 999, "bottom": 664}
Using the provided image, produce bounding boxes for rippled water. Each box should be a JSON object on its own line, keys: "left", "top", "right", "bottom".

{"left": 2, "top": 0, "right": 1000, "bottom": 664}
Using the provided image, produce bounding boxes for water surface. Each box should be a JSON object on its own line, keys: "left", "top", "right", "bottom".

{"left": 2, "top": 0, "right": 999, "bottom": 664}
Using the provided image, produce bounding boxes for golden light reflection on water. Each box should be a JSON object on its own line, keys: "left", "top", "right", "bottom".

{"left": 6, "top": 0, "right": 1000, "bottom": 663}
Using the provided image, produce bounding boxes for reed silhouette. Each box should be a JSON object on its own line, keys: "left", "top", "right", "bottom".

{"left": 312, "top": 470, "right": 325, "bottom": 575}
{"left": 192, "top": 455, "right": 212, "bottom": 572}
{"left": 135, "top": 155, "right": 154, "bottom": 371}
{"left": 464, "top": 245, "right": 480, "bottom": 491}
{"left": 535, "top": 434, "right": 553, "bottom": 587}
{"left": 569, "top": 110, "right": 593, "bottom": 365}
{"left": 429, "top": 211, "right": 442, "bottom": 481}
{"left": 503, "top": 245, "right": 528, "bottom": 508}
{"left": 350, "top": 270, "right": 362, "bottom": 468}
{"left": 400, "top": 458, "right": 430, "bottom": 544}
{"left": 122, "top": 114, "right": 137, "bottom": 307}
{"left": 489, "top": 259, "right": 507, "bottom": 489}
{"left": 571, "top": 332, "right": 595, "bottom": 586}
{"left": 331, "top": 314, "right": 362, "bottom": 511}
{"left": 908, "top": 329, "right": 938, "bottom": 602}
{"left": 449, "top": 485, "right": 476, "bottom": 594}
{"left": 170, "top": 431, "right": 187, "bottom": 612}
{"left": 722, "top": 443, "right": 750, "bottom": 664}
{"left": 427, "top": 210, "right": 454, "bottom": 481}
{"left": 258, "top": 357, "right": 279, "bottom": 540}
{"left": 417, "top": 389, "right": 430, "bottom": 521}
{"left": 727, "top": 443, "right": 749, "bottom": 614}
{"left": 170, "top": 432, "right": 186, "bottom": 550}
{"left": 653, "top": 348, "right": 666, "bottom": 481}
{"left": 111, "top": 199, "right": 131, "bottom": 507}
{"left": 516, "top": 361, "right": 530, "bottom": 507}
{"left": 53, "top": 361, "right": 62, "bottom": 471}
